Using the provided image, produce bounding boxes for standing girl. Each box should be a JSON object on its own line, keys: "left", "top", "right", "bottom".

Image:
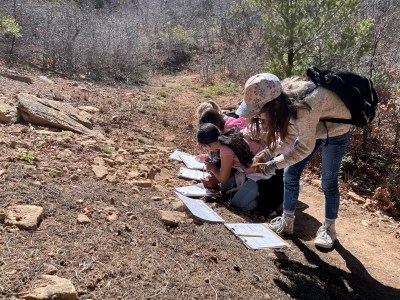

{"left": 236, "top": 73, "right": 351, "bottom": 249}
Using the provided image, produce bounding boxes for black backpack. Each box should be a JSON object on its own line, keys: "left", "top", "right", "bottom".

{"left": 306, "top": 66, "right": 379, "bottom": 127}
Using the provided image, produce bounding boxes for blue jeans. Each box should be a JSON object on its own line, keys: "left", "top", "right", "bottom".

{"left": 221, "top": 175, "right": 259, "bottom": 211}
{"left": 283, "top": 132, "right": 350, "bottom": 220}
{"left": 231, "top": 179, "right": 258, "bottom": 211}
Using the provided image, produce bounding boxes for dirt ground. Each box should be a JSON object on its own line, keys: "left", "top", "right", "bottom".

{"left": 0, "top": 68, "right": 399, "bottom": 300}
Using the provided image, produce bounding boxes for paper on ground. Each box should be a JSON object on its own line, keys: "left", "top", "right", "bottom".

{"left": 178, "top": 153, "right": 205, "bottom": 170}
{"left": 175, "top": 183, "right": 216, "bottom": 197}
{"left": 175, "top": 192, "right": 224, "bottom": 223}
{"left": 178, "top": 167, "right": 209, "bottom": 181}
{"left": 169, "top": 149, "right": 191, "bottom": 161}
{"left": 225, "top": 223, "right": 289, "bottom": 249}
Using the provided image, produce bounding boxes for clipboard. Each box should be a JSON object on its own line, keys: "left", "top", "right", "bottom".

{"left": 169, "top": 149, "right": 191, "bottom": 161}
{"left": 174, "top": 192, "right": 224, "bottom": 223}
{"left": 178, "top": 167, "right": 209, "bottom": 181}
{"left": 175, "top": 183, "right": 216, "bottom": 197}
{"left": 178, "top": 153, "right": 205, "bottom": 170}
{"left": 224, "top": 223, "right": 289, "bottom": 249}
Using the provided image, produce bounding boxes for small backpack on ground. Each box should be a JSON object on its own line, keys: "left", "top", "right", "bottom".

{"left": 306, "top": 66, "right": 379, "bottom": 127}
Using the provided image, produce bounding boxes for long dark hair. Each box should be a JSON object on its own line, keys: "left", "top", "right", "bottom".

{"left": 197, "top": 123, "right": 253, "bottom": 168}
{"left": 250, "top": 77, "right": 312, "bottom": 152}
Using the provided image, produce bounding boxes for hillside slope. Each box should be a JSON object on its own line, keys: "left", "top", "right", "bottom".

{"left": 0, "top": 70, "right": 399, "bottom": 300}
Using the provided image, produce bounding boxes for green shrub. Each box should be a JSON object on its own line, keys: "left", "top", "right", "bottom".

{"left": 101, "top": 144, "right": 113, "bottom": 154}
{"left": 17, "top": 150, "right": 35, "bottom": 163}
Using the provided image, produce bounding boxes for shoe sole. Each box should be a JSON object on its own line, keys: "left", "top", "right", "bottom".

{"left": 314, "top": 239, "right": 335, "bottom": 249}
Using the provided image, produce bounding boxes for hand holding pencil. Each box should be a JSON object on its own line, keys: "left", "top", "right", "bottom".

{"left": 252, "top": 160, "right": 277, "bottom": 175}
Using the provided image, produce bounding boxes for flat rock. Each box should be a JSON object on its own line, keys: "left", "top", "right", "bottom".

{"left": 17, "top": 93, "right": 103, "bottom": 137}
{"left": 127, "top": 170, "right": 140, "bottom": 178}
{"left": 0, "top": 71, "right": 32, "bottom": 84}
{"left": 43, "top": 264, "right": 58, "bottom": 275}
{"left": 348, "top": 191, "right": 366, "bottom": 204}
{"left": 171, "top": 200, "right": 186, "bottom": 212}
{"left": 153, "top": 184, "right": 169, "bottom": 194}
{"left": 106, "top": 173, "right": 117, "bottom": 183}
{"left": 5, "top": 205, "right": 43, "bottom": 230}
{"left": 160, "top": 210, "right": 186, "bottom": 226}
{"left": 165, "top": 135, "right": 175, "bottom": 142}
{"left": 114, "top": 155, "right": 125, "bottom": 164}
{"left": 38, "top": 75, "right": 55, "bottom": 84}
{"left": 107, "top": 213, "right": 118, "bottom": 222}
{"left": 91, "top": 164, "right": 108, "bottom": 179}
{"left": 129, "top": 180, "right": 152, "bottom": 188}
{"left": 78, "top": 105, "right": 99, "bottom": 113}
{"left": 21, "top": 275, "right": 77, "bottom": 300}
{"left": 77, "top": 214, "right": 91, "bottom": 225}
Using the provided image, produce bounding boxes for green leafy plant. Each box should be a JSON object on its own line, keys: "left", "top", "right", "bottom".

{"left": 101, "top": 144, "right": 113, "bottom": 154}
{"left": 0, "top": 15, "right": 22, "bottom": 37}
{"left": 61, "top": 130, "right": 73, "bottom": 136}
{"left": 200, "top": 82, "right": 240, "bottom": 97}
{"left": 17, "top": 150, "right": 35, "bottom": 163}
{"left": 153, "top": 99, "right": 166, "bottom": 110}
{"left": 48, "top": 167, "right": 58, "bottom": 177}
{"left": 160, "top": 22, "right": 194, "bottom": 46}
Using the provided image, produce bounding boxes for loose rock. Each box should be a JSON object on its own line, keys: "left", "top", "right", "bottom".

{"left": 21, "top": 275, "right": 77, "bottom": 300}
{"left": 5, "top": 205, "right": 44, "bottom": 230}
{"left": 160, "top": 210, "right": 186, "bottom": 226}
{"left": 77, "top": 214, "right": 91, "bottom": 225}
{"left": 107, "top": 213, "right": 118, "bottom": 222}
{"left": 91, "top": 164, "right": 108, "bottom": 179}
{"left": 129, "top": 180, "right": 152, "bottom": 188}
{"left": 78, "top": 106, "right": 99, "bottom": 113}
{"left": 38, "top": 75, "right": 55, "bottom": 85}
{"left": 171, "top": 200, "right": 186, "bottom": 212}
{"left": 0, "top": 103, "right": 19, "bottom": 123}
{"left": 348, "top": 191, "right": 366, "bottom": 204}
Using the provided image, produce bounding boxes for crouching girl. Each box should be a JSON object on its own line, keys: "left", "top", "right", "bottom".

{"left": 197, "top": 123, "right": 272, "bottom": 211}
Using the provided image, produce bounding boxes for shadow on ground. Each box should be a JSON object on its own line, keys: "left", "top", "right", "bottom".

{"left": 272, "top": 212, "right": 400, "bottom": 299}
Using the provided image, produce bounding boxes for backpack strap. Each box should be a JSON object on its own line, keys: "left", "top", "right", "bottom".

{"left": 320, "top": 117, "right": 354, "bottom": 125}
{"left": 299, "top": 83, "right": 318, "bottom": 100}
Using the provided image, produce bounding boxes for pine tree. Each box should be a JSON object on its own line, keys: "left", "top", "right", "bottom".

{"left": 249, "top": 0, "right": 373, "bottom": 77}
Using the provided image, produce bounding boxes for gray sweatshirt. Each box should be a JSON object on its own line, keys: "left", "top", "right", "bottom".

{"left": 271, "top": 81, "right": 351, "bottom": 170}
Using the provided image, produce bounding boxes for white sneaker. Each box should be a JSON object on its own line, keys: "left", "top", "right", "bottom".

{"left": 269, "top": 216, "right": 294, "bottom": 235}
{"left": 314, "top": 223, "right": 337, "bottom": 249}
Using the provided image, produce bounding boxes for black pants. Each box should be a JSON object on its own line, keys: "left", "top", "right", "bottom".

{"left": 256, "top": 169, "right": 284, "bottom": 216}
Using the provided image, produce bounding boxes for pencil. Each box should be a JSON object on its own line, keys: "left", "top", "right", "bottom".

{"left": 237, "top": 233, "right": 264, "bottom": 237}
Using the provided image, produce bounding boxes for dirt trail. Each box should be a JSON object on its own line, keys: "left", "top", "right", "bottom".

{"left": 297, "top": 183, "right": 400, "bottom": 289}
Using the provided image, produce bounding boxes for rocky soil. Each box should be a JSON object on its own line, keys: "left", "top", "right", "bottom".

{"left": 0, "top": 68, "right": 399, "bottom": 300}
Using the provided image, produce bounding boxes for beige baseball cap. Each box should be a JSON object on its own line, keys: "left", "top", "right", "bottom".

{"left": 236, "top": 73, "right": 282, "bottom": 118}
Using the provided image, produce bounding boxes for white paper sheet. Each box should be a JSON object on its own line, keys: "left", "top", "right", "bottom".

{"left": 178, "top": 167, "right": 209, "bottom": 181}
{"left": 179, "top": 153, "right": 205, "bottom": 170}
{"left": 169, "top": 150, "right": 191, "bottom": 161}
{"left": 175, "top": 183, "right": 216, "bottom": 197}
{"left": 225, "top": 223, "right": 289, "bottom": 249}
{"left": 174, "top": 192, "right": 224, "bottom": 223}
